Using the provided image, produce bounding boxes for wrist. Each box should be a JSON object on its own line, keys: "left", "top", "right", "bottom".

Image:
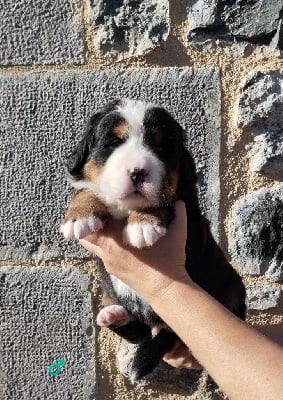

{"left": 148, "top": 274, "right": 197, "bottom": 313}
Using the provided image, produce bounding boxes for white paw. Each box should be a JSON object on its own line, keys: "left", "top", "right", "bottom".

{"left": 123, "top": 223, "right": 167, "bottom": 248}
{"left": 60, "top": 216, "right": 103, "bottom": 240}
{"left": 96, "top": 305, "right": 133, "bottom": 327}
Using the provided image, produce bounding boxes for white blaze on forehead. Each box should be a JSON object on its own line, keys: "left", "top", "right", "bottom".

{"left": 98, "top": 133, "right": 165, "bottom": 184}
{"left": 117, "top": 99, "right": 152, "bottom": 137}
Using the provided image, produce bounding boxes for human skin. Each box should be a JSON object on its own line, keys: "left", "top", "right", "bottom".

{"left": 80, "top": 202, "right": 283, "bottom": 400}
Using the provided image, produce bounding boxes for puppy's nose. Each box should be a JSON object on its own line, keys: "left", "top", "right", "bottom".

{"left": 129, "top": 168, "right": 147, "bottom": 186}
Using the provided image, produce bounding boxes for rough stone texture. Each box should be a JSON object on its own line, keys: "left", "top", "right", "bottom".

{"left": 238, "top": 71, "right": 283, "bottom": 128}
{"left": 0, "top": 68, "right": 221, "bottom": 260}
{"left": 228, "top": 184, "right": 283, "bottom": 281}
{"left": 0, "top": 266, "right": 95, "bottom": 399}
{"left": 187, "top": 0, "right": 283, "bottom": 54}
{"left": 246, "top": 284, "right": 281, "bottom": 310}
{"left": 238, "top": 70, "right": 283, "bottom": 174}
{"left": 0, "top": 0, "right": 85, "bottom": 65}
{"left": 246, "top": 133, "right": 283, "bottom": 174}
{"left": 89, "top": 0, "right": 169, "bottom": 59}
{"left": 270, "top": 19, "right": 283, "bottom": 53}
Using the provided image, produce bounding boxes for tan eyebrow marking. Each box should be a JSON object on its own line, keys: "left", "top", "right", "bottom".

{"left": 113, "top": 121, "right": 128, "bottom": 140}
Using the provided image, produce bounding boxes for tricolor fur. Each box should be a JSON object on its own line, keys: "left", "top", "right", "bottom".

{"left": 61, "top": 99, "right": 246, "bottom": 381}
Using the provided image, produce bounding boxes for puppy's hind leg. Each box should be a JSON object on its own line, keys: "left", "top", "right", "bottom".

{"left": 96, "top": 305, "right": 134, "bottom": 327}
{"left": 97, "top": 305, "right": 153, "bottom": 344}
{"left": 130, "top": 329, "right": 178, "bottom": 381}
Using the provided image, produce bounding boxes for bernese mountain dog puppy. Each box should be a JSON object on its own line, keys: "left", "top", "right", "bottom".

{"left": 60, "top": 99, "right": 246, "bottom": 381}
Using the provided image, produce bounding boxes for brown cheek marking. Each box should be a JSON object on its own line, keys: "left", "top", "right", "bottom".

{"left": 64, "top": 190, "right": 108, "bottom": 222}
{"left": 113, "top": 121, "right": 128, "bottom": 140}
{"left": 83, "top": 158, "right": 102, "bottom": 182}
{"left": 163, "top": 170, "right": 179, "bottom": 201}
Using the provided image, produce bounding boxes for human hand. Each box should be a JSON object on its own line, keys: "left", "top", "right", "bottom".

{"left": 80, "top": 201, "right": 192, "bottom": 304}
{"left": 163, "top": 341, "right": 201, "bottom": 369}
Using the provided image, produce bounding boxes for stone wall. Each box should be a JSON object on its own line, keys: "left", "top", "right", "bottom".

{"left": 0, "top": 1, "right": 282, "bottom": 399}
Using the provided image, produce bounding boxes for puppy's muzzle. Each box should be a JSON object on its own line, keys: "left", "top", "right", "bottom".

{"left": 129, "top": 168, "right": 148, "bottom": 187}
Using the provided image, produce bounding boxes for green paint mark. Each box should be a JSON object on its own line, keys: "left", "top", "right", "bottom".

{"left": 48, "top": 359, "right": 66, "bottom": 377}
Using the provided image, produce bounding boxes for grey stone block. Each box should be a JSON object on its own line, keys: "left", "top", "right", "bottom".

{"left": 246, "top": 284, "right": 281, "bottom": 310}
{"left": 0, "top": 68, "right": 221, "bottom": 260}
{"left": 228, "top": 184, "right": 283, "bottom": 281}
{"left": 238, "top": 71, "right": 283, "bottom": 174}
{"left": 0, "top": 0, "right": 85, "bottom": 65}
{"left": 89, "top": 0, "right": 169, "bottom": 59}
{"left": 0, "top": 266, "right": 95, "bottom": 399}
{"left": 238, "top": 71, "right": 283, "bottom": 128}
{"left": 246, "top": 132, "right": 283, "bottom": 173}
{"left": 187, "top": 0, "right": 283, "bottom": 53}
{"left": 270, "top": 19, "right": 283, "bottom": 54}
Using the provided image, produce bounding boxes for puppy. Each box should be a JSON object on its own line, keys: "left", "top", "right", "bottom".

{"left": 60, "top": 99, "right": 246, "bottom": 381}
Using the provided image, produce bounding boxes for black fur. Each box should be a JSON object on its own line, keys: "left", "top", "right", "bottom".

{"left": 66, "top": 100, "right": 123, "bottom": 179}
{"left": 65, "top": 100, "right": 246, "bottom": 380}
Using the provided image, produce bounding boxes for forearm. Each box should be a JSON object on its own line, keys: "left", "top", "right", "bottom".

{"left": 151, "top": 279, "right": 283, "bottom": 400}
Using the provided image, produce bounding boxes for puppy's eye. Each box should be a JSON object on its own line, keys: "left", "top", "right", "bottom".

{"left": 108, "top": 136, "right": 123, "bottom": 147}
{"left": 156, "top": 145, "right": 164, "bottom": 153}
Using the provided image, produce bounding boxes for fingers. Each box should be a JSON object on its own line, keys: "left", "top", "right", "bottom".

{"left": 163, "top": 341, "right": 201, "bottom": 369}
{"left": 79, "top": 237, "right": 103, "bottom": 259}
{"left": 174, "top": 200, "right": 187, "bottom": 221}
{"left": 79, "top": 200, "right": 187, "bottom": 262}
{"left": 160, "top": 201, "right": 187, "bottom": 245}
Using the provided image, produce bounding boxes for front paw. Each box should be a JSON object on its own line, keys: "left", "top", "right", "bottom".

{"left": 60, "top": 216, "right": 103, "bottom": 240}
{"left": 123, "top": 223, "right": 167, "bottom": 248}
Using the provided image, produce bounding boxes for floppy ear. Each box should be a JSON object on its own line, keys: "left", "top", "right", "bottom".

{"left": 66, "top": 112, "right": 103, "bottom": 181}
{"left": 66, "top": 99, "right": 121, "bottom": 180}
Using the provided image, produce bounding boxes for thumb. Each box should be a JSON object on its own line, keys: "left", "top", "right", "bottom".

{"left": 167, "top": 201, "right": 187, "bottom": 247}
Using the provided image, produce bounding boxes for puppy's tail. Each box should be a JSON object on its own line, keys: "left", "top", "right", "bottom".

{"left": 130, "top": 329, "right": 177, "bottom": 381}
